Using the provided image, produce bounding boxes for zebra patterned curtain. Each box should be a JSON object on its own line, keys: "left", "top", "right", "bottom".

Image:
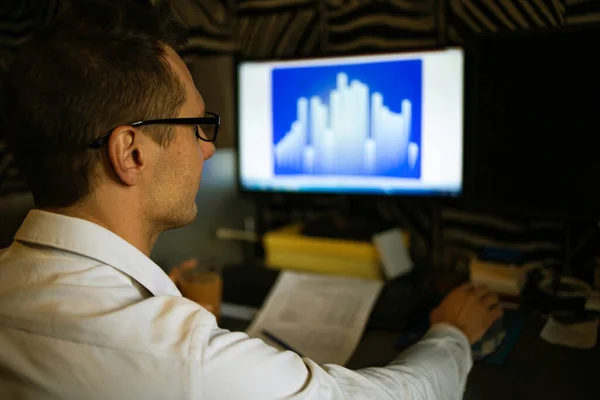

{"left": 0, "top": 0, "right": 65, "bottom": 195}
{"left": 2, "top": 0, "right": 599, "bottom": 268}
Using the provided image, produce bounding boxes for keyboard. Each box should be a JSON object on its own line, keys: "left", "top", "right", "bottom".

{"left": 367, "top": 278, "right": 440, "bottom": 332}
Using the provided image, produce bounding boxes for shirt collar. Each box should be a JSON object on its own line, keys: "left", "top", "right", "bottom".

{"left": 14, "top": 210, "right": 181, "bottom": 298}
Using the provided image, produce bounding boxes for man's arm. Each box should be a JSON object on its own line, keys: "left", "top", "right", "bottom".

{"left": 199, "top": 284, "right": 501, "bottom": 400}
{"left": 201, "top": 323, "right": 469, "bottom": 400}
{"left": 326, "top": 324, "right": 471, "bottom": 399}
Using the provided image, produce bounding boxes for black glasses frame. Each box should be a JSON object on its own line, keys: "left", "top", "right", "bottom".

{"left": 88, "top": 111, "right": 220, "bottom": 149}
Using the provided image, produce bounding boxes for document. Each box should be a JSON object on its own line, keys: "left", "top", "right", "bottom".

{"left": 541, "top": 313, "right": 598, "bottom": 349}
{"left": 246, "top": 271, "right": 383, "bottom": 365}
{"left": 373, "top": 228, "right": 413, "bottom": 279}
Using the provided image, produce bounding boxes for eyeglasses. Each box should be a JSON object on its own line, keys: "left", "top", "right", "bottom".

{"left": 88, "top": 111, "right": 221, "bottom": 149}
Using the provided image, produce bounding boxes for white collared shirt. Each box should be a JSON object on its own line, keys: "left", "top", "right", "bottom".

{"left": 0, "top": 210, "right": 472, "bottom": 399}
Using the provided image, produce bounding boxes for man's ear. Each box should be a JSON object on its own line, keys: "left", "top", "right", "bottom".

{"left": 106, "top": 127, "right": 148, "bottom": 186}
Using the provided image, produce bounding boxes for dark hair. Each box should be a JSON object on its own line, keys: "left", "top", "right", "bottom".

{"left": 2, "top": 0, "right": 188, "bottom": 208}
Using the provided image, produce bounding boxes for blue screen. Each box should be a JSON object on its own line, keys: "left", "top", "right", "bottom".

{"left": 272, "top": 60, "right": 423, "bottom": 180}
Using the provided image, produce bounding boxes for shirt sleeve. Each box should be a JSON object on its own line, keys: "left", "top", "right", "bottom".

{"left": 200, "top": 322, "right": 472, "bottom": 400}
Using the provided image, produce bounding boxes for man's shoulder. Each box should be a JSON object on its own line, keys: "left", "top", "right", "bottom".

{"left": 0, "top": 294, "right": 210, "bottom": 399}
{"left": 0, "top": 286, "right": 216, "bottom": 359}
{"left": 0, "top": 247, "right": 217, "bottom": 359}
{"left": 104, "top": 295, "right": 218, "bottom": 357}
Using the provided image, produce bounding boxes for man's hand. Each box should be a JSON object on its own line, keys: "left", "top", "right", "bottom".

{"left": 430, "top": 283, "right": 503, "bottom": 344}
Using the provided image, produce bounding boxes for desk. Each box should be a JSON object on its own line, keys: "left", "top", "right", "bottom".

{"left": 464, "top": 315, "right": 599, "bottom": 400}
{"left": 221, "top": 313, "right": 599, "bottom": 399}
{"left": 346, "top": 315, "right": 599, "bottom": 400}
{"left": 220, "top": 265, "right": 599, "bottom": 399}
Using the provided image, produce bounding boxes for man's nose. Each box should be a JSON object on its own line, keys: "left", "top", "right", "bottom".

{"left": 202, "top": 142, "right": 216, "bottom": 160}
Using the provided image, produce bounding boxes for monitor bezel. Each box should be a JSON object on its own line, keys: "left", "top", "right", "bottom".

{"left": 233, "top": 45, "right": 467, "bottom": 202}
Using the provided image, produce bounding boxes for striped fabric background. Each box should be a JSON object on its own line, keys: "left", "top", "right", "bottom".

{"left": 0, "top": 0, "right": 64, "bottom": 196}
{"left": 1, "top": 0, "right": 599, "bottom": 269}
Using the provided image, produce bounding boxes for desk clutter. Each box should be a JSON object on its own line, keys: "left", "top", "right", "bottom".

{"left": 260, "top": 224, "right": 437, "bottom": 332}
{"left": 467, "top": 247, "right": 599, "bottom": 352}
{"left": 262, "top": 223, "right": 411, "bottom": 281}
{"left": 172, "top": 210, "right": 600, "bottom": 370}
{"left": 179, "top": 226, "right": 600, "bottom": 373}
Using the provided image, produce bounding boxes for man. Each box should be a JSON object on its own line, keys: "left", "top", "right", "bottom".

{"left": 0, "top": 1, "right": 502, "bottom": 399}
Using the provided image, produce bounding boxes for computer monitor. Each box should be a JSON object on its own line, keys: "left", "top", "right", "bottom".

{"left": 237, "top": 47, "right": 464, "bottom": 196}
{"left": 464, "top": 26, "right": 600, "bottom": 218}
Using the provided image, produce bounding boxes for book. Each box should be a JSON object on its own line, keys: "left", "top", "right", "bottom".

{"left": 470, "top": 258, "right": 526, "bottom": 296}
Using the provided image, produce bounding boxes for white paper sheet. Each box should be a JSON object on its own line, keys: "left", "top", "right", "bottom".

{"left": 373, "top": 228, "right": 413, "bottom": 279}
{"left": 246, "top": 271, "right": 383, "bottom": 366}
{"left": 540, "top": 314, "right": 599, "bottom": 349}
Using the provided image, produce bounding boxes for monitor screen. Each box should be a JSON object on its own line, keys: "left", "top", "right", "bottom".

{"left": 237, "top": 47, "right": 464, "bottom": 196}
{"left": 464, "top": 26, "right": 600, "bottom": 218}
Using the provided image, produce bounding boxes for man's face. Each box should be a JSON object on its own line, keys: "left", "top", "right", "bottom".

{"left": 146, "top": 46, "right": 215, "bottom": 231}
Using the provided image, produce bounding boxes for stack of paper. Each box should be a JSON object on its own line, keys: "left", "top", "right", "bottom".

{"left": 246, "top": 271, "right": 383, "bottom": 365}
